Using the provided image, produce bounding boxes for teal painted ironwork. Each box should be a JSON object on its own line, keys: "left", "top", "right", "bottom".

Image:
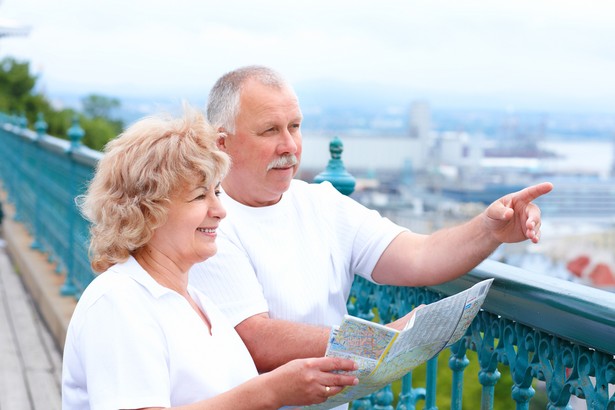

{"left": 346, "top": 265, "right": 615, "bottom": 409}
{"left": 67, "top": 114, "right": 85, "bottom": 152}
{"left": 34, "top": 112, "right": 47, "bottom": 140}
{"left": 61, "top": 118, "right": 86, "bottom": 296}
{"left": 0, "top": 112, "right": 101, "bottom": 300}
{"left": 396, "top": 372, "right": 426, "bottom": 410}
{"left": 392, "top": 286, "right": 427, "bottom": 410}
{"left": 313, "top": 136, "right": 356, "bottom": 195}
{"left": 475, "top": 311, "right": 501, "bottom": 410}
{"left": 348, "top": 278, "right": 376, "bottom": 409}
{"left": 507, "top": 323, "right": 537, "bottom": 409}
{"left": 373, "top": 385, "right": 394, "bottom": 409}
{"left": 424, "top": 357, "right": 439, "bottom": 410}
{"left": 448, "top": 338, "right": 470, "bottom": 410}
{"left": 30, "top": 114, "right": 45, "bottom": 251}
{"left": 439, "top": 263, "right": 615, "bottom": 409}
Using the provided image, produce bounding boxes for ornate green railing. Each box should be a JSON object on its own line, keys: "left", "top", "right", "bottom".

{"left": 0, "top": 114, "right": 613, "bottom": 409}
{"left": 347, "top": 263, "right": 615, "bottom": 409}
{"left": 0, "top": 113, "right": 100, "bottom": 298}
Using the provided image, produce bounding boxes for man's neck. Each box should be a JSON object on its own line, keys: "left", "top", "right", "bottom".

{"left": 221, "top": 181, "right": 283, "bottom": 208}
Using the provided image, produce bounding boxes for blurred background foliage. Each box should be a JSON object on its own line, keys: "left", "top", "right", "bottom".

{"left": 0, "top": 56, "right": 122, "bottom": 150}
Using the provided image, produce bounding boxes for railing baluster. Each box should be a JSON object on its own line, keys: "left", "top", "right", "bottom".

{"left": 352, "top": 277, "right": 376, "bottom": 409}
{"left": 397, "top": 372, "right": 425, "bottom": 410}
{"left": 373, "top": 385, "right": 394, "bottom": 410}
{"left": 423, "top": 356, "right": 439, "bottom": 410}
{"left": 60, "top": 116, "right": 85, "bottom": 297}
{"left": 30, "top": 113, "right": 47, "bottom": 251}
{"left": 395, "top": 285, "right": 426, "bottom": 410}
{"left": 476, "top": 312, "right": 500, "bottom": 410}
{"left": 449, "top": 338, "right": 469, "bottom": 410}
{"left": 507, "top": 324, "right": 535, "bottom": 410}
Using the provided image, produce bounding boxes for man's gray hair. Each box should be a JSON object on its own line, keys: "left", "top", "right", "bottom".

{"left": 206, "top": 65, "right": 294, "bottom": 135}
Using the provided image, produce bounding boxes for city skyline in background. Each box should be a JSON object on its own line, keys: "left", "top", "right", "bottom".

{"left": 0, "top": 0, "right": 614, "bottom": 116}
{"left": 1, "top": 0, "right": 614, "bottom": 290}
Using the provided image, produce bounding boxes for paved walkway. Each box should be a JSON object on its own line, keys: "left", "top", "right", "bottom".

{"left": 0, "top": 193, "right": 73, "bottom": 410}
{"left": 0, "top": 233, "right": 62, "bottom": 409}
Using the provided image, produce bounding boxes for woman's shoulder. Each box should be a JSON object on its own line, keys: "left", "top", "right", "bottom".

{"left": 76, "top": 258, "right": 151, "bottom": 310}
{"left": 76, "top": 268, "right": 136, "bottom": 308}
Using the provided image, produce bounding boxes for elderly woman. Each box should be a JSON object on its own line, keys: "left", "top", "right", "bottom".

{"left": 61, "top": 107, "right": 358, "bottom": 410}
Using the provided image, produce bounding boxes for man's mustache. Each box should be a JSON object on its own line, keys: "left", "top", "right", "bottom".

{"left": 267, "top": 154, "right": 298, "bottom": 170}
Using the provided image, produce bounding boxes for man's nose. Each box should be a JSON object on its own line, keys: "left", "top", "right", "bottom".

{"left": 277, "top": 129, "right": 298, "bottom": 154}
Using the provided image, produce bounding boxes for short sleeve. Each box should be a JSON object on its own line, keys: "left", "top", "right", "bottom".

{"left": 318, "top": 182, "right": 408, "bottom": 282}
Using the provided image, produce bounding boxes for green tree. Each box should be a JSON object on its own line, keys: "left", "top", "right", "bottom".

{"left": 0, "top": 56, "right": 124, "bottom": 150}
{"left": 81, "top": 116, "right": 119, "bottom": 151}
{"left": 81, "top": 94, "right": 120, "bottom": 120}
{"left": 0, "top": 57, "right": 38, "bottom": 114}
{"left": 80, "top": 93, "right": 124, "bottom": 146}
{"left": 45, "top": 108, "right": 77, "bottom": 141}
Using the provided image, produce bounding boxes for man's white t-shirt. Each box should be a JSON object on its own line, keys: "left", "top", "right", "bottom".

{"left": 190, "top": 180, "right": 407, "bottom": 328}
{"left": 62, "top": 256, "right": 258, "bottom": 410}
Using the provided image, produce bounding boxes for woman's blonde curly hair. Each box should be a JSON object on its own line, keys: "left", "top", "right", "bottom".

{"left": 78, "top": 105, "right": 230, "bottom": 273}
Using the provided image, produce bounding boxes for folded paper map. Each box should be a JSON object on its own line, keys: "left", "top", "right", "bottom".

{"left": 305, "top": 278, "right": 494, "bottom": 409}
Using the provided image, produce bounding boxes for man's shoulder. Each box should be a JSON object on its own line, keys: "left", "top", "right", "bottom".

{"left": 289, "top": 178, "right": 337, "bottom": 195}
{"left": 288, "top": 179, "right": 361, "bottom": 214}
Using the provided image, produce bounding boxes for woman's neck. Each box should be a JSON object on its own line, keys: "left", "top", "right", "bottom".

{"left": 133, "top": 247, "right": 211, "bottom": 332}
{"left": 133, "top": 246, "right": 189, "bottom": 297}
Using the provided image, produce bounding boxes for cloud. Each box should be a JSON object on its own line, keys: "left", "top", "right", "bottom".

{"left": 0, "top": 0, "right": 613, "bottom": 111}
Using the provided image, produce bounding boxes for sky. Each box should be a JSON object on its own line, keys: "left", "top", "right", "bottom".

{"left": 0, "top": 0, "right": 614, "bottom": 113}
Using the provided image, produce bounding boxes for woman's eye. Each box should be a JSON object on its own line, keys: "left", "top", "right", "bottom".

{"left": 192, "top": 193, "right": 206, "bottom": 201}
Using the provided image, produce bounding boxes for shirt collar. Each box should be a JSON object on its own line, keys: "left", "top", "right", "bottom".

{"left": 108, "top": 255, "right": 175, "bottom": 299}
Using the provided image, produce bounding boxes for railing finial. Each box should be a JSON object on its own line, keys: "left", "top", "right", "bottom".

{"left": 35, "top": 112, "right": 48, "bottom": 140}
{"left": 19, "top": 112, "right": 28, "bottom": 129}
{"left": 313, "top": 136, "right": 356, "bottom": 195}
{"left": 66, "top": 114, "right": 84, "bottom": 152}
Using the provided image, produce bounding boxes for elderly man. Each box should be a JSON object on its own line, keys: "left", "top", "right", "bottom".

{"left": 190, "top": 65, "right": 552, "bottom": 380}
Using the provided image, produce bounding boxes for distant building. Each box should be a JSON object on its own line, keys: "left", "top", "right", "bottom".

{"left": 0, "top": 0, "right": 30, "bottom": 39}
{"left": 408, "top": 100, "right": 431, "bottom": 140}
{"left": 0, "top": 19, "right": 30, "bottom": 38}
{"left": 407, "top": 101, "right": 433, "bottom": 171}
{"left": 611, "top": 135, "right": 615, "bottom": 178}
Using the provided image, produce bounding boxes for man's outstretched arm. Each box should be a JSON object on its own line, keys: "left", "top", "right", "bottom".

{"left": 372, "top": 182, "right": 554, "bottom": 287}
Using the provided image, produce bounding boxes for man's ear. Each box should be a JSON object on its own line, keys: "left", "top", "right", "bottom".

{"left": 216, "top": 129, "right": 228, "bottom": 150}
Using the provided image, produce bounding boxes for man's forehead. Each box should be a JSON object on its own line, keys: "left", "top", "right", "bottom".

{"left": 240, "top": 84, "right": 301, "bottom": 118}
